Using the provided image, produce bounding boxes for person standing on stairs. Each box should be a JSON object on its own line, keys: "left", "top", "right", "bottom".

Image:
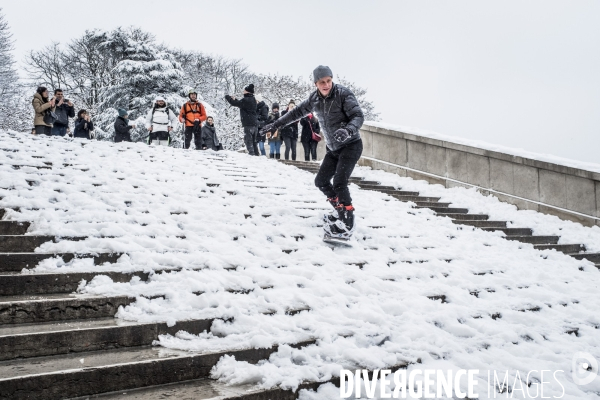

{"left": 260, "top": 65, "right": 364, "bottom": 240}
{"left": 256, "top": 94, "right": 270, "bottom": 156}
{"left": 179, "top": 89, "right": 207, "bottom": 149}
{"left": 225, "top": 84, "right": 259, "bottom": 156}
{"left": 300, "top": 113, "right": 320, "bottom": 161}
{"left": 280, "top": 100, "right": 299, "bottom": 160}
{"left": 266, "top": 103, "right": 281, "bottom": 159}
{"left": 114, "top": 109, "right": 136, "bottom": 143}
{"left": 145, "top": 96, "right": 178, "bottom": 146}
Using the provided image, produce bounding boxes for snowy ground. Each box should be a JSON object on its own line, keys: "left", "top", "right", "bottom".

{"left": 0, "top": 131, "right": 599, "bottom": 399}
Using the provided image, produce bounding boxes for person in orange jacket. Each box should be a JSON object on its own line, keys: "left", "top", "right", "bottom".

{"left": 179, "top": 89, "right": 207, "bottom": 149}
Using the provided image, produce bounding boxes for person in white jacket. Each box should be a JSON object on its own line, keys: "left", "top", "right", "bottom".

{"left": 145, "top": 96, "right": 178, "bottom": 146}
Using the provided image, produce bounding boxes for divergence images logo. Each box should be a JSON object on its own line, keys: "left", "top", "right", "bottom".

{"left": 572, "top": 352, "right": 598, "bottom": 386}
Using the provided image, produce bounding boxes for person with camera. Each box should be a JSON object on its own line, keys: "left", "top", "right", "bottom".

{"left": 260, "top": 65, "right": 364, "bottom": 243}
{"left": 31, "top": 86, "right": 56, "bottom": 136}
{"left": 146, "top": 96, "right": 177, "bottom": 146}
{"left": 280, "top": 100, "right": 299, "bottom": 160}
{"left": 256, "top": 94, "right": 269, "bottom": 156}
{"left": 266, "top": 103, "right": 282, "bottom": 159}
{"left": 51, "top": 89, "right": 75, "bottom": 136}
{"left": 179, "top": 89, "right": 207, "bottom": 149}
{"left": 300, "top": 113, "right": 321, "bottom": 161}
{"left": 114, "top": 108, "right": 136, "bottom": 143}
{"left": 225, "top": 84, "right": 259, "bottom": 156}
{"left": 73, "top": 109, "right": 95, "bottom": 139}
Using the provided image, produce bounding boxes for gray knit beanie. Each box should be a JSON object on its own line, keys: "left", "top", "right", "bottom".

{"left": 313, "top": 65, "right": 333, "bottom": 83}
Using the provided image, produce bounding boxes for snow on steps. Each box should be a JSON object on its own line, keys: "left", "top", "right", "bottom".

{"left": 0, "top": 132, "right": 600, "bottom": 398}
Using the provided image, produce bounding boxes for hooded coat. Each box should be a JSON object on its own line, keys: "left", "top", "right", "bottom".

{"left": 145, "top": 103, "right": 178, "bottom": 133}
{"left": 201, "top": 123, "right": 220, "bottom": 151}
{"left": 32, "top": 93, "right": 55, "bottom": 127}
{"left": 271, "top": 84, "right": 364, "bottom": 152}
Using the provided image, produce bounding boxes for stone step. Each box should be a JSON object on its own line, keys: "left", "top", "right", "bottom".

{"left": 84, "top": 378, "right": 324, "bottom": 400}
{"left": 534, "top": 243, "right": 586, "bottom": 254}
{"left": 390, "top": 196, "right": 442, "bottom": 203}
{"left": 567, "top": 253, "right": 600, "bottom": 263}
{"left": 362, "top": 188, "right": 420, "bottom": 196}
{"left": 481, "top": 227, "right": 532, "bottom": 236}
{"left": 0, "top": 252, "right": 124, "bottom": 272}
{"left": 0, "top": 341, "right": 314, "bottom": 400}
{"left": 0, "top": 318, "right": 212, "bottom": 361}
{"left": 0, "top": 294, "right": 133, "bottom": 325}
{"left": 426, "top": 207, "right": 470, "bottom": 214}
{"left": 356, "top": 184, "right": 399, "bottom": 190}
{"left": 438, "top": 213, "right": 489, "bottom": 221}
{"left": 0, "top": 221, "right": 30, "bottom": 235}
{"left": 0, "top": 271, "right": 150, "bottom": 296}
{"left": 0, "top": 235, "right": 87, "bottom": 252}
{"left": 414, "top": 202, "right": 450, "bottom": 208}
{"left": 505, "top": 235, "right": 560, "bottom": 245}
{"left": 453, "top": 220, "right": 508, "bottom": 228}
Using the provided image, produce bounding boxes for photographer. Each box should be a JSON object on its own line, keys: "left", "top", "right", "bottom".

{"left": 114, "top": 108, "right": 136, "bottom": 142}
{"left": 73, "top": 109, "right": 95, "bottom": 139}
{"left": 31, "top": 86, "right": 55, "bottom": 136}
{"left": 225, "top": 84, "right": 258, "bottom": 156}
{"left": 51, "top": 89, "right": 74, "bottom": 136}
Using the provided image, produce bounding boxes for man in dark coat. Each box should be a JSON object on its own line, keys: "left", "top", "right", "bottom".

{"left": 51, "top": 89, "right": 75, "bottom": 136}
{"left": 261, "top": 66, "right": 364, "bottom": 239}
{"left": 280, "top": 100, "right": 299, "bottom": 161}
{"left": 256, "top": 94, "right": 269, "bottom": 156}
{"left": 114, "top": 108, "right": 135, "bottom": 143}
{"left": 225, "top": 84, "right": 259, "bottom": 156}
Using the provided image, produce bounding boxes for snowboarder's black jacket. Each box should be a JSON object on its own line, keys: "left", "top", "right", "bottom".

{"left": 271, "top": 84, "right": 364, "bottom": 152}
{"left": 225, "top": 93, "right": 258, "bottom": 127}
{"left": 114, "top": 116, "right": 132, "bottom": 135}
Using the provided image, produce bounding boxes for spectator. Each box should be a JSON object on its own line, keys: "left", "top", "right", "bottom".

{"left": 73, "top": 109, "right": 95, "bottom": 139}
{"left": 266, "top": 103, "right": 281, "bottom": 159}
{"left": 51, "top": 89, "right": 74, "bottom": 136}
{"left": 114, "top": 108, "right": 135, "bottom": 142}
{"left": 201, "top": 116, "right": 221, "bottom": 151}
{"left": 146, "top": 96, "right": 177, "bottom": 146}
{"left": 32, "top": 86, "right": 55, "bottom": 136}
{"left": 280, "top": 100, "right": 299, "bottom": 160}
{"left": 256, "top": 94, "right": 269, "bottom": 156}
{"left": 225, "top": 84, "right": 259, "bottom": 156}
{"left": 300, "top": 113, "right": 321, "bottom": 161}
{"left": 179, "top": 89, "right": 207, "bottom": 149}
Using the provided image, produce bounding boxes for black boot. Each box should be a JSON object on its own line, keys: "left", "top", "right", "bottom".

{"left": 270, "top": 153, "right": 274, "bottom": 159}
{"left": 324, "top": 197, "right": 340, "bottom": 223}
{"left": 275, "top": 153, "right": 280, "bottom": 159}
{"left": 330, "top": 205, "right": 355, "bottom": 237}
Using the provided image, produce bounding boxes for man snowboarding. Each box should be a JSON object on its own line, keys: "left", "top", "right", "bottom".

{"left": 260, "top": 65, "right": 364, "bottom": 244}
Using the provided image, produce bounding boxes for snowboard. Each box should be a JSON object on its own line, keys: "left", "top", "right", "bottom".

{"left": 323, "top": 233, "right": 353, "bottom": 247}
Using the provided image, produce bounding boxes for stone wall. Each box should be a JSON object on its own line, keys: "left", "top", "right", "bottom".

{"left": 359, "top": 123, "right": 600, "bottom": 227}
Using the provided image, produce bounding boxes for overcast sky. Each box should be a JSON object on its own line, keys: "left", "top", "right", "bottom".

{"left": 2, "top": 0, "right": 599, "bottom": 163}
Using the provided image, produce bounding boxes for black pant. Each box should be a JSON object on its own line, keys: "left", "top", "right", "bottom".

{"left": 115, "top": 132, "right": 132, "bottom": 142}
{"left": 301, "top": 141, "right": 317, "bottom": 161}
{"left": 149, "top": 130, "right": 170, "bottom": 145}
{"left": 283, "top": 136, "right": 297, "bottom": 160}
{"left": 244, "top": 126, "right": 258, "bottom": 156}
{"left": 184, "top": 126, "right": 202, "bottom": 149}
{"left": 35, "top": 125, "right": 51, "bottom": 136}
{"left": 314, "top": 139, "right": 363, "bottom": 206}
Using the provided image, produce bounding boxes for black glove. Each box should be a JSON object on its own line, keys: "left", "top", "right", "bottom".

{"left": 259, "top": 123, "right": 277, "bottom": 137}
{"left": 333, "top": 128, "right": 351, "bottom": 143}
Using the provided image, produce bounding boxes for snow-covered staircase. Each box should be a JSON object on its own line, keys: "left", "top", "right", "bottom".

{"left": 1, "top": 131, "right": 599, "bottom": 399}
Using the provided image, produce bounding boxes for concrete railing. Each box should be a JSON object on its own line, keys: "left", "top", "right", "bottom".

{"left": 359, "top": 123, "right": 600, "bottom": 227}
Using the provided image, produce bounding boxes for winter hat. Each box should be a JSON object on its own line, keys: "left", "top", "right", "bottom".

{"left": 118, "top": 108, "right": 128, "bottom": 117}
{"left": 244, "top": 84, "right": 255, "bottom": 94}
{"left": 313, "top": 65, "right": 333, "bottom": 83}
{"left": 255, "top": 94, "right": 263, "bottom": 103}
{"left": 154, "top": 96, "right": 166, "bottom": 103}
{"left": 272, "top": 102, "right": 279, "bottom": 110}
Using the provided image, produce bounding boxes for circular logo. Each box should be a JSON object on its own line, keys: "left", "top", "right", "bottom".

{"left": 572, "top": 352, "right": 598, "bottom": 386}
